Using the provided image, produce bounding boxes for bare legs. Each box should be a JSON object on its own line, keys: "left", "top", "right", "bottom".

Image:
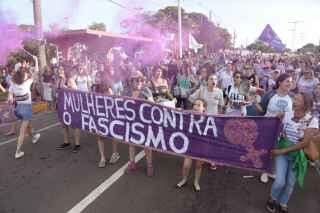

{"left": 177, "top": 158, "right": 203, "bottom": 191}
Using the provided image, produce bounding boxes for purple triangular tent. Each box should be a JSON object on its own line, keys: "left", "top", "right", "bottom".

{"left": 258, "top": 24, "right": 286, "bottom": 51}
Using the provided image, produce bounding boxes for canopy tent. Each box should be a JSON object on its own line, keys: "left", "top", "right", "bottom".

{"left": 45, "top": 29, "right": 156, "bottom": 59}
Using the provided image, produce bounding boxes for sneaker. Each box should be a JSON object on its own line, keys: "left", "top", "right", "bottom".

{"left": 72, "top": 145, "right": 81, "bottom": 153}
{"left": 32, "top": 133, "right": 41, "bottom": 144}
{"left": 109, "top": 152, "right": 120, "bottom": 164}
{"left": 266, "top": 197, "right": 277, "bottom": 213}
{"left": 15, "top": 151, "right": 25, "bottom": 159}
{"left": 279, "top": 205, "right": 288, "bottom": 213}
{"left": 260, "top": 173, "right": 269, "bottom": 183}
{"left": 147, "top": 165, "right": 154, "bottom": 177}
{"left": 269, "top": 174, "right": 276, "bottom": 179}
{"left": 56, "top": 143, "right": 71, "bottom": 150}
{"left": 98, "top": 160, "right": 106, "bottom": 168}
{"left": 126, "top": 161, "right": 137, "bottom": 173}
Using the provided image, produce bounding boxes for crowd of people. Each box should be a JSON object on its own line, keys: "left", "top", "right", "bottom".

{"left": 1, "top": 44, "right": 320, "bottom": 213}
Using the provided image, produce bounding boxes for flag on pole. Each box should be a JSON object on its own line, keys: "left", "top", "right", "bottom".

{"left": 189, "top": 33, "right": 203, "bottom": 53}
{"left": 258, "top": 24, "right": 286, "bottom": 51}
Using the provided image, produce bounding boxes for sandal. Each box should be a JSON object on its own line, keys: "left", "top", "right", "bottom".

{"left": 176, "top": 179, "right": 187, "bottom": 188}
{"left": 193, "top": 183, "right": 201, "bottom": 192}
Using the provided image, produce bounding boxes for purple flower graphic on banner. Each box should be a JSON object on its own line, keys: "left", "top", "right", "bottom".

{"left": 224, "top": 119, "right": 267, "bottom": 168}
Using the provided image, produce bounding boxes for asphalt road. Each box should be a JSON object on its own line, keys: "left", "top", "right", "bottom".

{"left": 0, "top": 112, "right": 319, "bottom": 213}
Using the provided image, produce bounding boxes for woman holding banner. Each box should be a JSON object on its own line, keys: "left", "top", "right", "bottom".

{"left": 7, "top": 67, "right": 41, "bottom": 159}
{"left": 95, "top": 75, "right": 114, "bottom": 168}
{"left": 266, "top": 92, "right": 318, "bottom": 213}
{"left": 260, "top": 74, "right": 294, "bottom": 183}
{"left": 56, "top": 70, "right": 81, "bottom": 153}
{"left": 125, "top": 70, "right": 155, "bottom": 177}
{"left": 176, "top": 98, "right": 207, "bottom": 192}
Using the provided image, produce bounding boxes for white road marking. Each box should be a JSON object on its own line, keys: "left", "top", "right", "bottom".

{"left": 0, "top": 122, "right": 60, "bottom": 147}
{"left": 67, "top": 151, "right": 146, "bottom": 213}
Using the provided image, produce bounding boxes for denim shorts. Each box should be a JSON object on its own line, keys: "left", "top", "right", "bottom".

{"left": 15, "top": 104, "right": 33, "bottom": 121}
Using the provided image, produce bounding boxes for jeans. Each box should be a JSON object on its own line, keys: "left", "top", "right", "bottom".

{"left": 271, "top": 155, "right": 296, "bottom": 206}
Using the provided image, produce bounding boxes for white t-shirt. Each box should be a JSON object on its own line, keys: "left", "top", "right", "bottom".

{"left": 297, "top": 77, "right": 319, "bottom": 97}
{"left": 76, "top": 75, "right": 91, "bottom": 92}
{"left": 283, "top": 111, "right": 318, "bottom": 144}
{"left": 218, "top": 70, "right": 233, "bottom": 90}
{"left": 189, "top": 87, "right": 224, "bottom": 114}
{"left": 9, "top": 79, "right": 33, "bottom": 104}
{"left": 266, "top": 94, "right": 293, "bottom": 116}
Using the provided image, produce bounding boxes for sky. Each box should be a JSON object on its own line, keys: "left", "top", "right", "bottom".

{"left": 1, "top": 0, "right": 320, "bottom": 49}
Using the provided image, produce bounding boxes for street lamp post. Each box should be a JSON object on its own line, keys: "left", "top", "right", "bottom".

{"left": 178, "top": 0, "right": 183, "bottom": 59}
{"left": 33, "top": 0, "right": 47, "bottom": 71}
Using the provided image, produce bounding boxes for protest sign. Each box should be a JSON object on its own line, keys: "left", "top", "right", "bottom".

{"left": 57, "top": 89, "right": 282, "bottom": 172}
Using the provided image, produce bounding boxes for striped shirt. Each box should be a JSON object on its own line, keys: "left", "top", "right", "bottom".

{"left": 283, "top": 111, "right": 318, "bottom": 144}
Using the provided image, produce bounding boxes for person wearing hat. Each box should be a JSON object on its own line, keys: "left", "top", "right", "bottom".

{"left": 124, "top": 70, "right": 155, "bottom": 177}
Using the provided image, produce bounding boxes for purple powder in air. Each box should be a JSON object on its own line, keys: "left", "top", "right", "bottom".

{"left": 0, "top": 9, "right": 31, "bottom": 65}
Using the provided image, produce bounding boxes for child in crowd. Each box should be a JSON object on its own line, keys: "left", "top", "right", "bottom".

{"left": 176, "top": 98, "right": 207, "bottom": 192}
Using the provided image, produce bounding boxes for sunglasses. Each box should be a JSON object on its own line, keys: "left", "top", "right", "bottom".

{"left": 132, "top": 78, "right": 144, "bottom": 83}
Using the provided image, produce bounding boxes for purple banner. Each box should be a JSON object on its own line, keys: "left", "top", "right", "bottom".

{"left": 57, "top": 89, "right": 282, "bottom": 172}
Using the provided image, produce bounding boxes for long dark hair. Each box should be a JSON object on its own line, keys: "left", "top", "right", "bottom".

{"left": 274, "top": 73, "right": 291, "bottom": 90}
{"left": 12, "top": 67, "right": 28, "bottom": 85}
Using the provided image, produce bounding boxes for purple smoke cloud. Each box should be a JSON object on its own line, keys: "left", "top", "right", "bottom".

{"left": 0, "top": 9, "right": 32, "bottom": 65}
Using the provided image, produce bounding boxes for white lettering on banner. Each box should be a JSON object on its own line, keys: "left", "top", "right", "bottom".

{"left": 104, "top": 96, "right": 116, "bottom": 119}
{"left": 98, "top": 118, "right": 109, "bottom": 136}
{"left": 188, "top": 114, "right": 205, "bottom": 135}
{"left": 63, "top": 111, "right": 72, "bottom": 125}
{"left": 151, "top": 106, "right": 164, "bottom": 125}
{"left": 80, "top": 94, "right": 89, "bottom": 114}
{"left": 81, "top": 113, "right": 90, "bottom": 130}
{"left": 163, "top": 108, "right": 176, "bottom": 129}
{"left": 139, "top": 103, "right": 152, "bottom": 124}
{"left": 124, "top": 100, "right": 136, "bottom": 121}
{"left": 203, "top": 117, "right": 218, "bottom": 137}
{"left": 86, "top": 93, "right": 96, "bottom": 116}
{"left": 115, "top": 98, "right": 125, "bottom": 119}
{"left": 169, "top": 132, "right": 189, "bottom": 154}
{"left": 63, "top": 90, "right": 194, "bottom": 155}
{"left": 64, "top": 93, "right": 74, "bottom": 112}
{"left": 89, "top": 115, "right": 98, "bottom": 133}
{"left": 174, "top": 111, "right": 184, "bottom": 130}
{"left": 109, "top": 120, "right": 125, "bottom": 140}
{"left": 95, "top": 95, "right": 106, "bottom": 117}
{"left": 125, "top": 122, "right": 130, "bottom": 142}
{"left": 73, "top": 93, "right": 81, "bottom": 112}
{"left": 130, "top": 122, "right": 145, "bottom": 145}
{"left": 145, "top": 126, "right": 167, "bottom": 150}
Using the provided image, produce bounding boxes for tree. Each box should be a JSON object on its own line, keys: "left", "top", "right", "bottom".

{"left": 298, "top": 43, "right": 320, "bottom": 54}
{"left": 6, "top": 39, "right": 56, "bottom": 68}
{"left": 247, "top": 41, "right": 276, "bottom": 53}
{"left": 88, "top": 22, "right": 107, "bottom": 31}
{"left": 121, "top": 6, "right": 232, "bottom": 51}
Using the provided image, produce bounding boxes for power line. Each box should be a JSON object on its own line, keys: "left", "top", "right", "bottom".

{"left": 289, "top": 20, "right": 303, "bottom": 50}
